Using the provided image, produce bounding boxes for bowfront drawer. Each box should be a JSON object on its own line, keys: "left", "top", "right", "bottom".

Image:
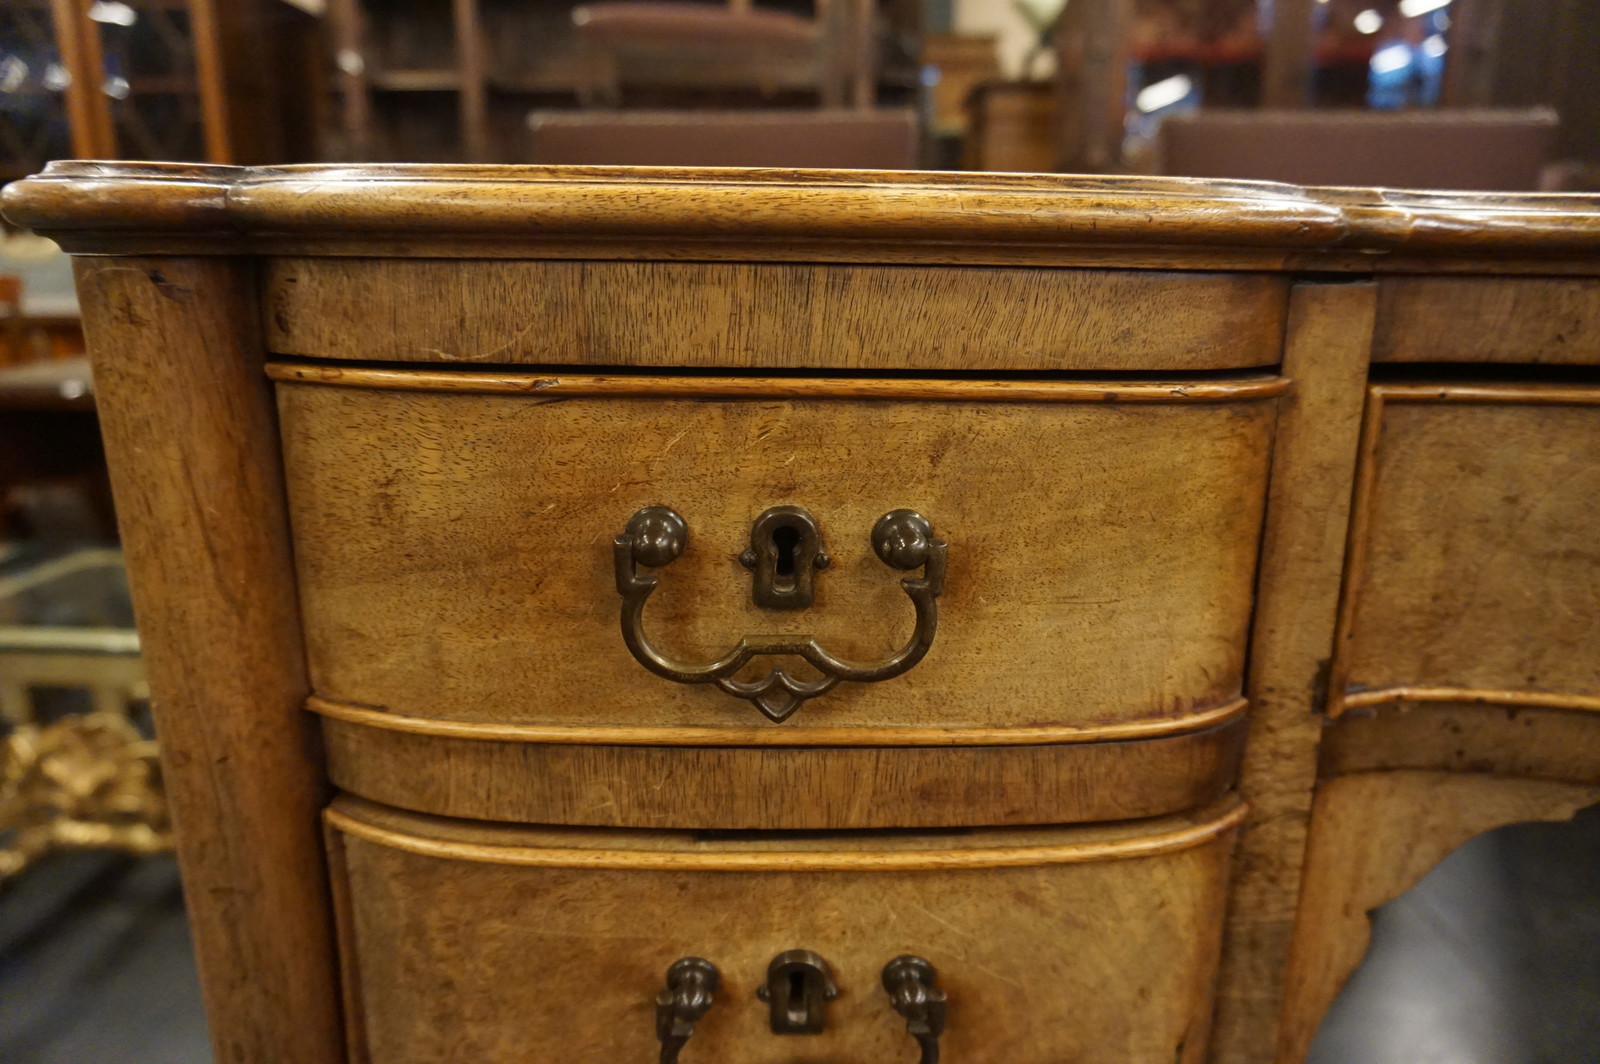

{"left": 325, "top": 796, "right": 1242, "bottom": 1064}
{"left": 275, "top": 365, "right": 1280, "bottom": 736}
{"left": 1332, "top": 382, "right": 1600, "bottom": 717}
{"left": 275, "top": 365, "right": 1276, "bottom": 827}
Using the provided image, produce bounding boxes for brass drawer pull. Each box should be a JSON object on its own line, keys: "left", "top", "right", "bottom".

{"left": 883, "top": 956, "right": 947, "bottom": 1064}
{"left": 656, "top": 957, "right": 719, "bottom": 1064}
{"left": 614, "top": 506, "right": 946, "bottom": 722}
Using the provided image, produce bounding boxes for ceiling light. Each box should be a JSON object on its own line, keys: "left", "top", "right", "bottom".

{"left": 88, "top": 1, "right": 137, "bottom": 26}
{"left": 1354, "top": 9, "right": 1384, "bottom": 34}
{"left": 0, "top": 57, "right": 28, "bottom": 94}
{"left": 1399, "top": 0, "right": 1451, "bottom": 17}
{"left": 1370, "top": 43, "right": 1412, "bottom": 74}
{"left": 1136, "top": 74, "right": 1194, "bottom": 113}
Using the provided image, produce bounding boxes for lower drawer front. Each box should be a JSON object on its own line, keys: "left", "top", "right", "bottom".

{"left": 327, "top": 797, "right": 1241, "bottom": 1063}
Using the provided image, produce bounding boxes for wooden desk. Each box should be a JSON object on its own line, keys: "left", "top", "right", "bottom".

{"left": 5, "top": 162, "right": 1597, "bottom": 1064}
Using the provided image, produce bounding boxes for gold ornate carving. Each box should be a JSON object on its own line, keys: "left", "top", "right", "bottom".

{"left": 0, "top": 712, "right": 171, "bottom": 879}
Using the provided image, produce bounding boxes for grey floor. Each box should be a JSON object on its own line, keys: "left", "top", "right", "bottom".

{"left": 1, "top": 803, "right": 1598, "bottom": 1063}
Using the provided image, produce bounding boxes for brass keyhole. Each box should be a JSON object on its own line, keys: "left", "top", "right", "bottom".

{"left": 757, "top": 949, "right": 838, "bottom": 1034}
{"left": 786, "top": 969, "right": 807, "bottom": 1018}
{"left": 741, "top": 506, "right": 829, "bottom": 610}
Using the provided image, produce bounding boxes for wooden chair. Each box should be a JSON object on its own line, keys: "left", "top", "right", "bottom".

{"left": 963, "top": 81, "right": 1056, "bottom": 173}
{"left": 570, "top": 0, "right": 873, "bottom": 108}
{"left": 0, "top": 277, "right": 25, "bottom": 369}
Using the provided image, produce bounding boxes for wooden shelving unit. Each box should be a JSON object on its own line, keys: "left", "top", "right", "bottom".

{"left": 328, "top": 0, "right": 917, "bottom": 163}
{"left": 0, "top": 0, "right": 324, "bottom": 183}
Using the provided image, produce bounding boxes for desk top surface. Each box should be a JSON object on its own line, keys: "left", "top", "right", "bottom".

{"left": 6, "top": 161, "right": 1599, "bottom": 271}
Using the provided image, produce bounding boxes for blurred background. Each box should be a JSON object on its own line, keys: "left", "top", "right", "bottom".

{"left": 0, "top": 1, "right": 1598, "bottom": 1061}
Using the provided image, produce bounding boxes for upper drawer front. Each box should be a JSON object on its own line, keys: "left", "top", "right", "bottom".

{"left": 327, "top": 797, "right": 1241, "bottom": 1064}
{"left": 1333, "top": 383, "right": 1600, "bottom": 715}
{"left": 264, "top": 259, "right": 1289, "bottom": 371}
{"left": 1374, "top": 277, "right": 1600, "bottom": 364}
{"left": 276, "top": 368, "right": 1279, "bottom": 738}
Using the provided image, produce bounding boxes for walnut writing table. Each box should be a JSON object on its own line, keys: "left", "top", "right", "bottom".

{"left": 5, "top": 162, "right": 1598, "bottom": 1063}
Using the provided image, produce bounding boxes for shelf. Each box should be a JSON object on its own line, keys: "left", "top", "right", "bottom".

{"left": 369, "top": 69, "right": 461, "bottom": 91}
{"left": 1133, "top": 37, "right": 1377, "bottom": 68}
{"left": 123, "top": 75, "right": 201, "bottom": 95}
{"left": 1134, "top": 38, "right": 1263, "bottom": 65}
{"left": 487, "top": 74, "right": 588, "bottom": 94}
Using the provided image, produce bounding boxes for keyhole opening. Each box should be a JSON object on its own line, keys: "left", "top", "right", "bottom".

{"left": 772, "top": 524, "right": 801, "bottom": 583}
{"left": 786, "top": 969, "right": 808, "bottom": 1023}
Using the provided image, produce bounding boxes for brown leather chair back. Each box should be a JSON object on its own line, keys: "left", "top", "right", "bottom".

{"left": 526, "top": 109, "right": 919, "bottom": 169}
{"left": 1156, "top": 108, "right": 1558, "bottom": 190}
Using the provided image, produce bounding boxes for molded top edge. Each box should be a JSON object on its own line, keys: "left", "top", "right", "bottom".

{"left": 4, "top": 160, "right": 1598, "bottom": 260}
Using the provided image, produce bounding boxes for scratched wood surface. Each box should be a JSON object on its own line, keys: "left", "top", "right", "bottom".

{"left": 262, "top": 258, "right": 1289, "bottom": 370}
{"left": 71, "top": 257, "right": 343, "bottom": 1064}
{"left": 12, "top": 161, "right": 1600, "bottom": 1064}
{"left": 1208, "top": 282, "right": 1376, "bottom": 1064}
{"left": 1321, "top": 701, "right": 1600, "bottom": 782}
{"left": 327, "top": 795, "right": 1242, "bottom": 1064}
{"left": 9, "top": 162, "right": 1600, "bottom": 272}
{"left": 275, "top": 372, "right": 1277, "bottom": 734}
{"left": 1374, "top": 275, "right": 1600, "bottom": 363}
{"left": 316, "top": 712, "right": 1247, "bottom": 828}
{"left": 1332, "top": 385, "right": 1600, "bottom": 712}
{"left": 1277, "top": 771, "right": 1600, "bottom": 1063}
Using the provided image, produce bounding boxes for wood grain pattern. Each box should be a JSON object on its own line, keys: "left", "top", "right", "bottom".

{"left": 25, "top": 162, "right": 1600, "bottom": 1064}
{"left": 215, "top": 165, "right": 1353, "bottom": 253}
{"left": 1209, "top": 282, "right": 1376, "bottom": 1064}
{"left": 71, "top": 258, "right": 342, "bottom": 1064}
{"left": 262, "top": 259, "right": 1291, "bottom": 370}
{"left": 1340, "top": 685, "right": 1600, "bottom": 714}
{"left": 317, "top": 713, "right": 1247, "bottom": 829}
{"left": 1320, "top": 701, "right": 1600, "bottom": 783}
{"left": 267, "top": 363, "right": 1293, "bottom": 400}
{"left": 1311, "top": 184, "right": 1600, "bottom": 258}
{"left": 0, "top": 161, "right": 1339, "bottom": 261}
{"left": 326, "top": 795, "right": 1241, "bottom": 1064}
{"left": 1359, "top": 381, "right": 1600, "bottom": 405}
{"left": 322, "top": 824, "right": 368, "bottom": 1064}
{"left": 1277, "top": 772, "right": 1600, "bottom": 1063}
{"left": 306, "top": 691, "right": 1248, "bottom": 745}
{"left": 1374, "top": 275, "right": 1600, "bottom": 363}
{"left": 10, "top": 161, "right": 1600, "bottom": 271}
{"left": 1332, "top": 383, "right": 1600, "bottom": 714}
{"left": 326, "top": 793, "right": 1249, "bottom": 868}
{"left": 276, "top": 374, "right": 1277, "bottom": 733}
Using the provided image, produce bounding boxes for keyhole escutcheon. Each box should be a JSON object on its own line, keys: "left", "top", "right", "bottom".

{"left": 739, "top": 506, "right": 829, "bottom": 610}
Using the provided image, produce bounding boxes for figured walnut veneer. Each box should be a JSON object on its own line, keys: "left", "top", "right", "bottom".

{"left": 6, "top": 163, "right": 1599, "bottom": 1064}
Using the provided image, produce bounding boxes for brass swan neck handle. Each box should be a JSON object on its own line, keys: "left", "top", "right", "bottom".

{"left": 883, "top": 955, "right": 947, "bottom": 1064}
{"left": 614, "top": 506, "right": 946, "bottom": 723}
{"left": 656, "top": 957, "right": 719, "bottom": 1064}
